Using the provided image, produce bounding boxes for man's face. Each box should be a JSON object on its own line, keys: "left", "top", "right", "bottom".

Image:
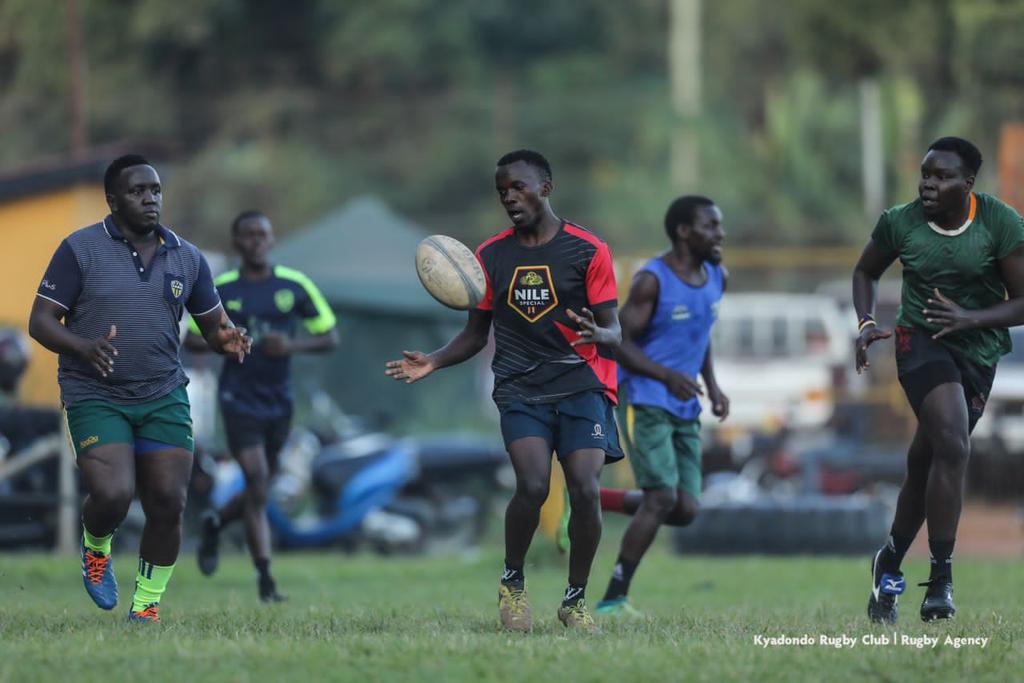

{"left": 108, "top": 165, "right": 162, "bottom": 232}
{"left": 919, "top": 150, "right": 973, "bottom": 219}
{"left": 683, "top": 204, "right": 725, "bottom": 265}
{"left": 495, "top": 161, "right": 550, "bottom": 228}
{"left": 233, "top": 215, "right": 274, "bottom": 266}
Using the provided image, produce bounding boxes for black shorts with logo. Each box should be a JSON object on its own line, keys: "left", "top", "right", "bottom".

{"left": 894, "top": 326, "right": 996, "bottom": 433}
{"left": 222, "top": 409, "right": 292, "bottom": 472}
{"left": 498, "top": 391, "right": 624, "bottom": 464}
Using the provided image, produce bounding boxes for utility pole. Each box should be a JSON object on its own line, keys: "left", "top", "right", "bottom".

{"left": 859, "top": 78, "right": 885, "bottom": 218}
{"left": 669, "top": 0, "right": 701, "bottom": 190}
{"left": 67, "top": 0, "right": 87, "bottom": 160}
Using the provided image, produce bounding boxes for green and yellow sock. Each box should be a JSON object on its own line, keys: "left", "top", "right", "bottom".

{"left": 132, "top": 558, "right": 175, "bottom": 612}
{"left": 83, "top": 526, "right": 113, "bottom": 555}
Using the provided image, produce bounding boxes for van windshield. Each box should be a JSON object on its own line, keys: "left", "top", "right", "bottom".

{"left": 713, "top": 314, "right": 832, "bottom": 360}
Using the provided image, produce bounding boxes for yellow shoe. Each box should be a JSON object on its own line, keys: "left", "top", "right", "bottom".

{"left": 498, "top": 583, "right": 532, "bottom": 632}
{"left": 557, "top": 600, "right": 599, "bottom": 633}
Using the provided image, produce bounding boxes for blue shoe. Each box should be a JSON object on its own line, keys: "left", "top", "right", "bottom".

{"left": 867, "top": 548, "right": 904, "bottom": 624}
{"left": 81, "top": 542, "right": 118, "bottom": 610}
{"left": 595, "top": 597, "right": 644, "bottom": 618}
{"left": 128, "top": 603, "right": 160, "bottom": 623}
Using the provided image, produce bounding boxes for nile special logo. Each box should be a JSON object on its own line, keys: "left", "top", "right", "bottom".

{"left": 274, "top": 289, "right": 295, "bottom": 313}
{"left": 170, "top": 279, "right": 183, "bottom": 299}
{"left": 507, "top": 266, "right": 558, "bottom": 322}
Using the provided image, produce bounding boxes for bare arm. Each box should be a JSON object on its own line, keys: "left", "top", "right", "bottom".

{"left": 29, "top": 297, "right": 118, "bottom": 378}
{"left": 923, "top": 244, "right": 1024, "bottom": 337}
{"left": 384, "top": 309, "right": 492, "bottom": 384}
{"left": 852, "top": 239, "right": 897, "bottom": 373}
{"left": 616, "top": 271, "right": 703, "bottom": 399}
{"left": 192, "top": 305, "right": 252, "bottom": 362}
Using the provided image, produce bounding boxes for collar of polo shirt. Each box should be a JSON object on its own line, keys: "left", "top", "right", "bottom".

{"left": 102, "top": 215, "right": 182, "bottom": 249}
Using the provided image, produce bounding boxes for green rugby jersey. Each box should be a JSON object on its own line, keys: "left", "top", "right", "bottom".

{"left": 871, "top": 192, "right": 1024, "bottom": 367}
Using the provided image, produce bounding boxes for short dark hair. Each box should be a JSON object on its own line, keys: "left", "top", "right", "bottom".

{"left": 231, "top": 210, "right": 268, "bottom": 234}
{"left": 104, "top": 154, "right": 151, "bottom": 195}
{"left": 496, "top": 149, "right": 552, "bottom": 182}
{"left": 927, "top": 137, "right": 983, "bottom": 175}
{"left": 664, "top": 195, "right": 715, "bottom": 242}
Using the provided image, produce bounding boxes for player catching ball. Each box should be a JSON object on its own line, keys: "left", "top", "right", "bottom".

{"left": 855, "top": 137, "right": 1024, "bottom": 623}
{"left": 386, "top": 150, "right": 622, "bottom": 632}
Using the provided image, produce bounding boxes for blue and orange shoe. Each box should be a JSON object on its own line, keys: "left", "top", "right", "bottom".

{"left": 128, "top": 603, "right": 160, "bottom": 623}
{"left": 81, "top": 542, "right": 118, "bottom": 610}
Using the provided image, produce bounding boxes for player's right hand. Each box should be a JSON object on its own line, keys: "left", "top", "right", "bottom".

{"left": 664, "top": 370, "right": 703, "bottom": 400}
{"left": 855, "top": 326, "right": 892, "bottom": 374}
{"left": 384, "top": 350, "right": 436, "bottom": 384}
{"left": 78, "top": 324, "right": 118, "bottom": 378}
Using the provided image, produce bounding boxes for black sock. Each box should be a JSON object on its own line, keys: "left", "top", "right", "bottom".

{"left": 501, "top": 562, "right": 524, "bottom": 588}
{"left": 255, "top": 558, "right": 273, "bottom": 585}
{"left": 928, "top": 539, "right": 955, "bottom": 582}
{"left": 878, "top": 531, "right": 913, "bottom": 574}
{"left": 562, "top": 582, "right": 586, "bottom": 607}
{"left": 602, "top": 555, "right": 639, "bottom": 602}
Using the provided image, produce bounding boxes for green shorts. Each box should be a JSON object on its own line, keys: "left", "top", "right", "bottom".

{"left": 64, "top": 385, "right": 194, "bottom": 458}
{"left": 617, "top": 401, "right": 702, "bottom": 498}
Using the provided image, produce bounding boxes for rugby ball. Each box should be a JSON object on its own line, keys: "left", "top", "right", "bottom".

{"left": 415, "top": 235, "right": 487, "bottom": 310}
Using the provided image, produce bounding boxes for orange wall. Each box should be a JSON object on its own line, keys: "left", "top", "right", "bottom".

{"left": 0, "top": 184, "right": 108, "bottom": 406}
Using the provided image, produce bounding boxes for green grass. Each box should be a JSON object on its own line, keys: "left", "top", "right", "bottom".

{"left": 1, "top": 536, "right": 1020, "bottom": 683}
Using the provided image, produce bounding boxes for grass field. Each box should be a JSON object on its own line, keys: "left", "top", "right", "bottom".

{"left": 1, "top": 532, "right": 1020, "bottom": 683}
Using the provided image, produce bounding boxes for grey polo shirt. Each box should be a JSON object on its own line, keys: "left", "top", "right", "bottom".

{"left": 36, "top": 216, "right": 220, "bottom": 405}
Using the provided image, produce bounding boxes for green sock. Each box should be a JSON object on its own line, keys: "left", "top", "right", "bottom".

{"left": 132, "top": 558, "right": 175, "bottom": 612}
{"left": 83, "top": 526, "right": 113, "bottom": 555}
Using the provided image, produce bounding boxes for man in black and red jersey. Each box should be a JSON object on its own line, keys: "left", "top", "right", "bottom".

{"left": 386, "top": 150, "right": 621, "bottom": 632}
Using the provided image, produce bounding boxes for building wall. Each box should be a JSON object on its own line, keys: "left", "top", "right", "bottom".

{"left": 0, "top": 184, "right": 107, "bottom": 406}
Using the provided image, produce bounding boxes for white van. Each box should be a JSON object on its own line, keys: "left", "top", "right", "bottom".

{"left": 706, "top": 293, "right": 855, "bottom": 431}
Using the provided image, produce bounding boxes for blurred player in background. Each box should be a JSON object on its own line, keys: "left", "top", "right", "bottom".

{"left": 595, "top": 195, "right": 729, "bottom": 618}
{"left": 855, "top": 137, "right": 1024, "bottom": 623}
{"left": 188, "top": 210, "right": 337, "bottom": 602}
{"left": 386, "top": 150, "right": 621, "bottom": 632}
{"left": 29, "top": 155, "right": 250, "bottom": 623}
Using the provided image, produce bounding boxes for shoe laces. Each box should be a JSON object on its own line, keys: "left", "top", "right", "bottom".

{"left": 502, "top": 587, "right": 528, "bottom": 616}
{"left": 84, "top": 550, "right": 110, "bottom": 585}
{"left": 133, "top": 604, "right": 160, "bottom": 622}
{"left": 564, "top": 600, "right": 594, "bottom": 626}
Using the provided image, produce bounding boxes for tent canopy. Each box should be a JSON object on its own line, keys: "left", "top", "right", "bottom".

{"left": 274, "top": 197, "right": 461, "bottom": 318}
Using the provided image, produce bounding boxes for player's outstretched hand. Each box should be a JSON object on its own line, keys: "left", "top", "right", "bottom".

{"left": 924, "top": 288, "right": 976, "bottom": 340}
{"left": 80, "top": 324, "right": 118, "bottom": 378}
{"left": 855, "top": 325, "right": 892, "bottom": 374}
{"left": 665, "top": 370, "right": 703, "bottom": 401}
{"left": 567, "top": 307, "right": 614, "bottom": 346}
{"left": 385, "top": 350, "right": 436, "bottom": 384}
{"left": 217, "top": 322, "right": 252, "bottom": 363}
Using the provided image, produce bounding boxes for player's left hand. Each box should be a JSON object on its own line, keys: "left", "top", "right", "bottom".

{"left": 707, "top": 385, "right": 730, "bottom": 421}
{"left": 566, "top": 307, "right": 613, "bottom": 346}
{"left": 216, "top": 322, "right": 252, "bottom": 363}
{"left": 261, "top": 331, "right": 292, "bottom": 358}
{"left": 924, "top": 288, "right": 977, "bottom": 340}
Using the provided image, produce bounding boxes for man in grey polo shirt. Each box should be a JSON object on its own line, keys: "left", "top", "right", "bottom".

{"left": 29, "top": 154, "right": 251, "bottom": 623}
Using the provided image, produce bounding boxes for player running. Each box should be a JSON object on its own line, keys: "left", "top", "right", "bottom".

{"left": 855, "top": 137, "right": 1024, "bottom": 623}
{"left": 386, "top": 150, "right": 622, "bottom": 632}
{"left": 188, "top": 210, "right": 338, "bottom": 602}
{"left": 29, "top": 155, "right": 250, "bottom": 623}
{"left": 594, "top": 195, "right": 729, "bottom": 618}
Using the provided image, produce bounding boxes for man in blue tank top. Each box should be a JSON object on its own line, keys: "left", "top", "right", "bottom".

{"left": 595, "top": 195, "right": 729, "bottom": 617}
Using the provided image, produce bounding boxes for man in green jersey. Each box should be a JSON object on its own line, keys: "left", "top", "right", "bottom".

{"left": 854, "top": 137, "right": 1024, "bottom": 624}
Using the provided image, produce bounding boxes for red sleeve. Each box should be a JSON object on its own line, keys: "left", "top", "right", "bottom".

{"left": 474, "top": 247, "right": 494, "bottom": 311}
{"left": 586, "top": 241, "right": 617, "bottom": 309}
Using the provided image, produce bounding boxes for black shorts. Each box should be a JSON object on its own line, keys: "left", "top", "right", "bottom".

{"left": 894, "top": 326, "right": 996, "bottom": 433}
{"left": 222, "top": 410, "right": 292, "bottom": 471}
{"left": 498, "top": 391, "right": 623, "bottom": 463}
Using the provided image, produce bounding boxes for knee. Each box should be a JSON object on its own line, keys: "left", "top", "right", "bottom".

{"left": 930, "top": 427, "right": 970, "bottom": 467}
{"left": 643, "top": 488, "right": 678, "bottom": 519}
{"left": 92, "top": 483, "right": 134, "bottom": 520}
{"left": 566, "top": 478, "right": 600, "bottom": 510}
{"left": 243, "top": 469, "right": 270, "bottom": 506}
{"left": 672, "top": 496, "right": 698, "bottom": 526}
{"left": 144, "top": 486, "right": 188, "bottom": 524}
{"left": 515, "top": 478, "right": 550, "bottom": 509}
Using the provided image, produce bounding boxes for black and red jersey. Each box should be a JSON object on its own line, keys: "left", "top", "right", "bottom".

{"left": 475, "top": 221, "right": 618, "bottom": 408}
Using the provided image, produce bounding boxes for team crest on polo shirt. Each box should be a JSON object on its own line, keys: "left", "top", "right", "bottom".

{"left": 507, "top": 265, "right": 558, "bottom": 322}
{"left": 170, "top": 279, "right": 184, "bottom": 299}
{"left": 274, "top": 288, "right": 295, "bottom": 313}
